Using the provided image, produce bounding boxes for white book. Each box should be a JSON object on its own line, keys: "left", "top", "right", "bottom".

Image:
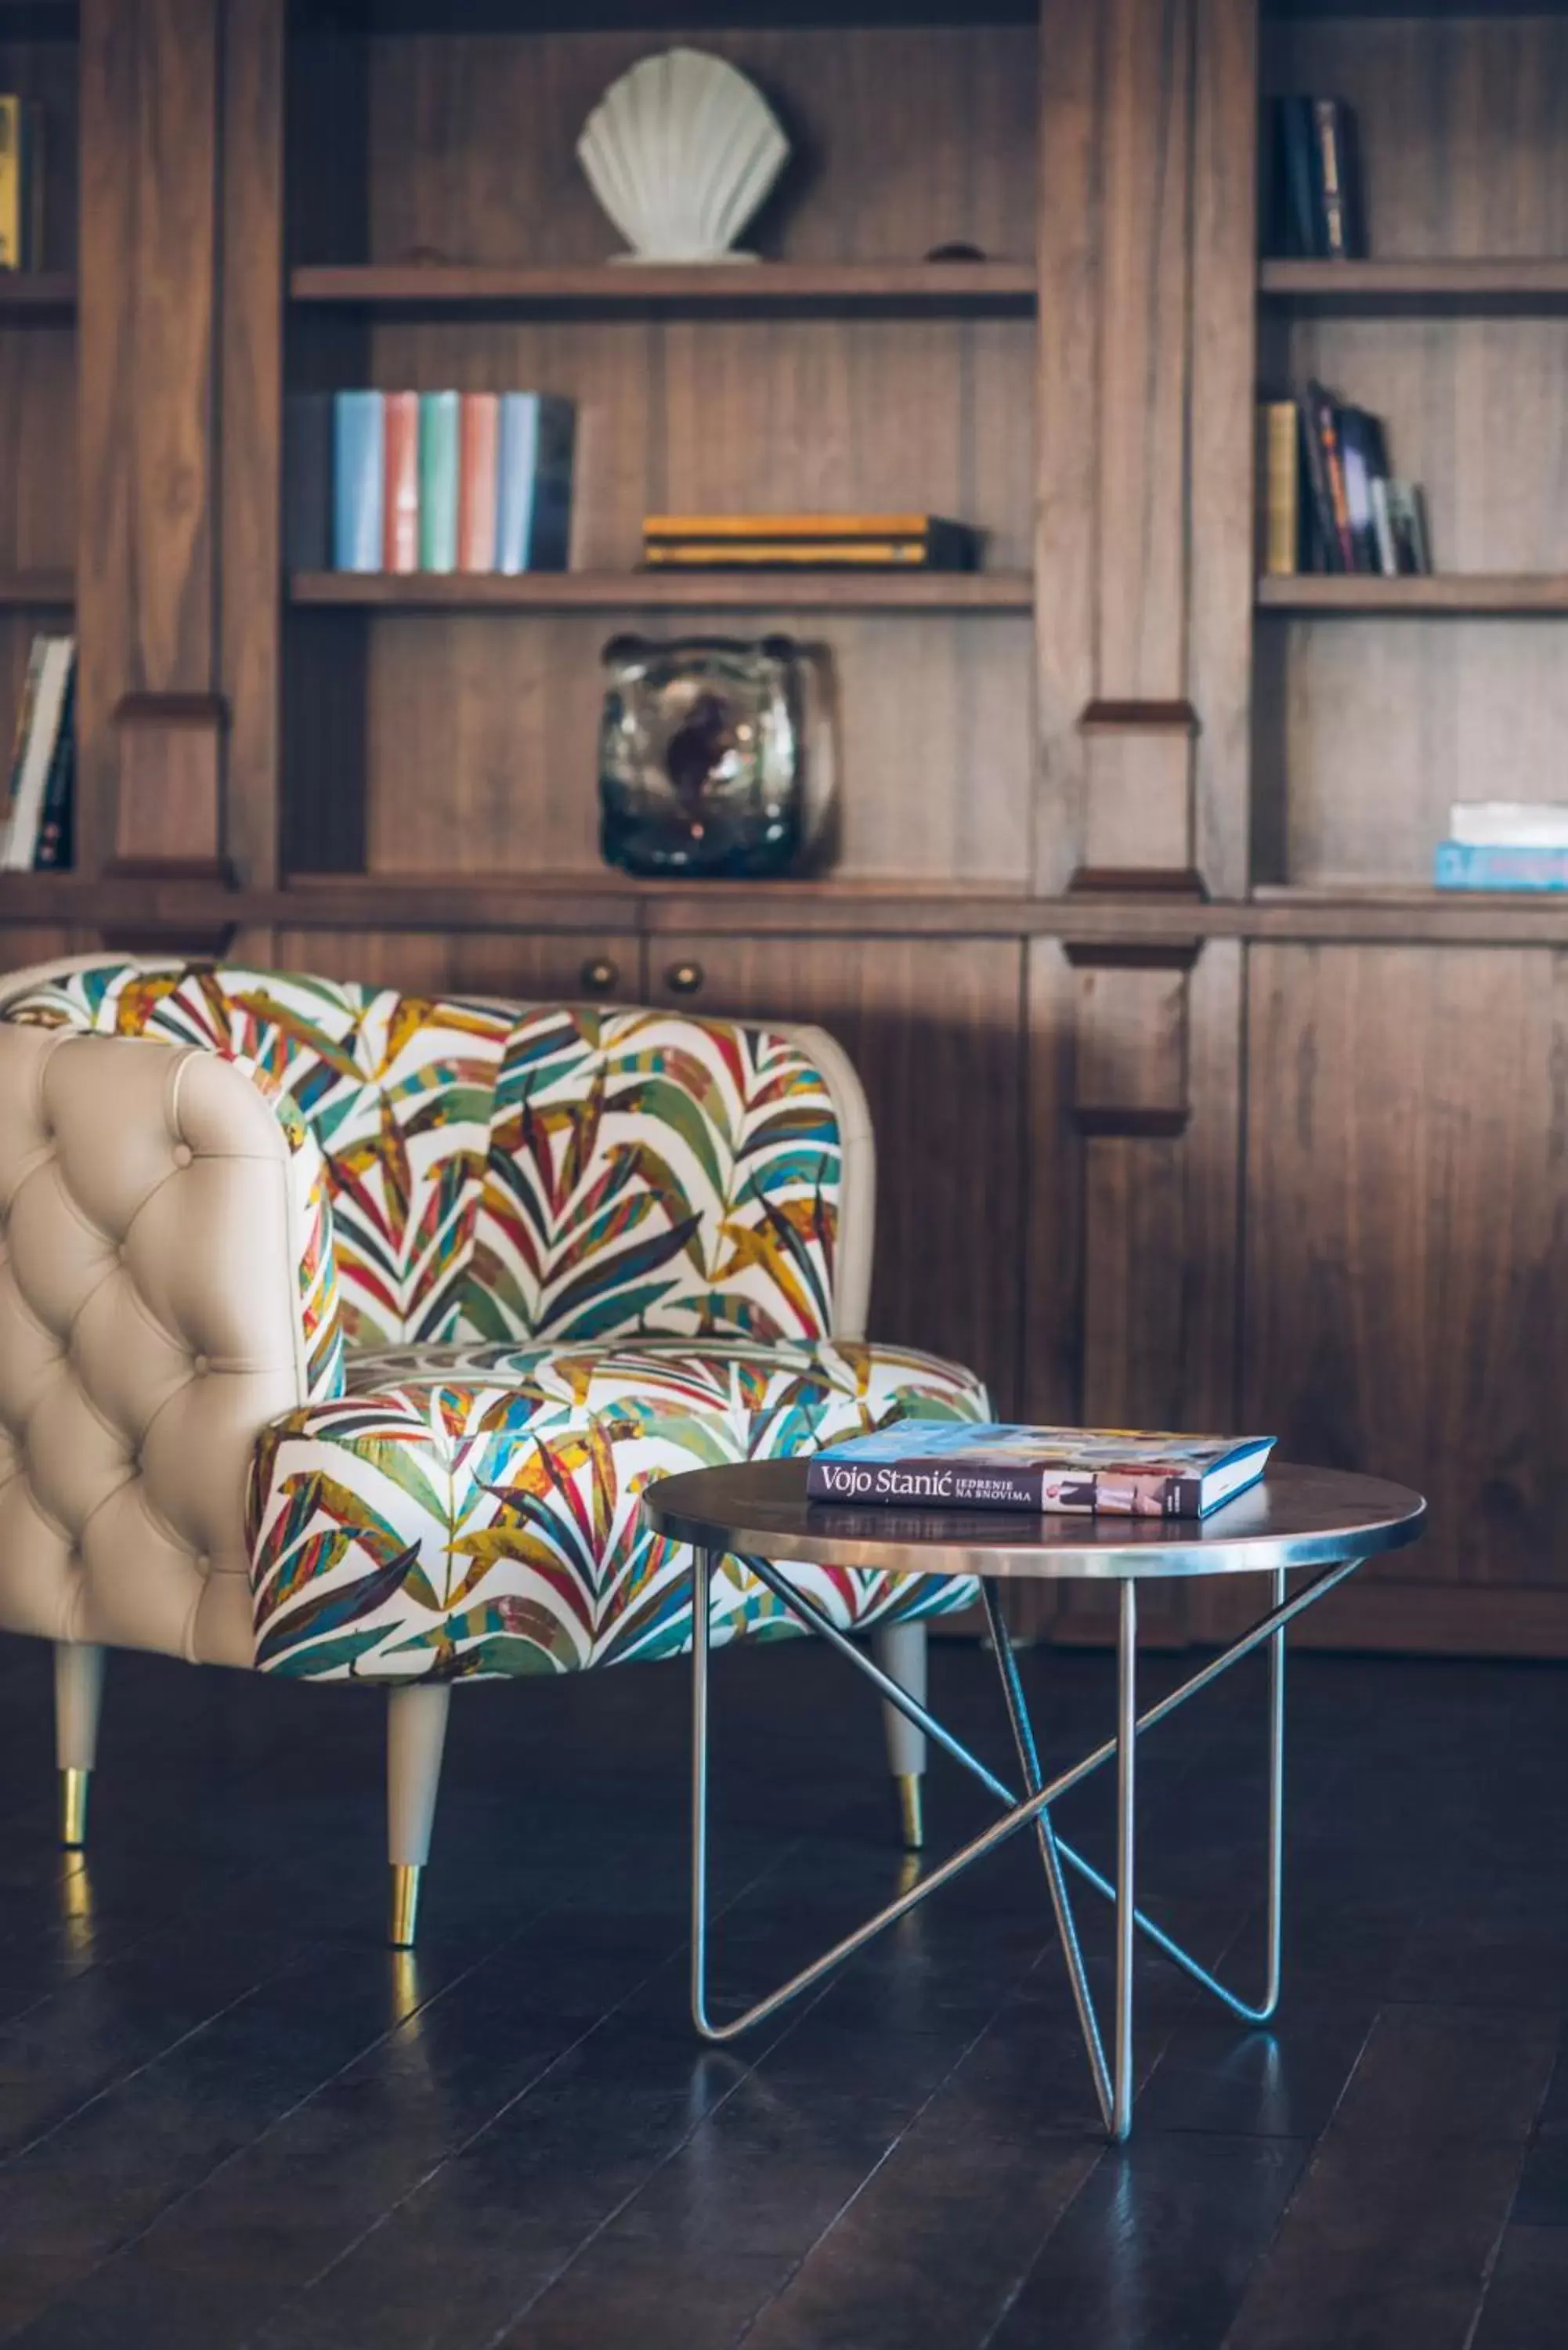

{"left": 2, "top": 635, "right": 73, "bottom": 870}
{"left": 1370, "top": 478, "right": 1399, "bottom": 577}
{"left": 1450, "top": 801, "right": 1568, "bottom": 848}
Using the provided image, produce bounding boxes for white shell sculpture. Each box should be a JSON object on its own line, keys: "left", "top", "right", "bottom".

{"left": 577, "top": 48, "right": 789, "bottom": 265}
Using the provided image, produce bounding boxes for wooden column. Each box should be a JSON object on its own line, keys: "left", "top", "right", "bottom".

{"left": 77, "top": 0, "right": 284, "bottom": 911}
{"left": 1028, "top": 0, "right": 1257, "bottom": 1636}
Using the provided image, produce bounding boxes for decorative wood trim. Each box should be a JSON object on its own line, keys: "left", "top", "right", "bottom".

{"left": 290, "top": 260, "right": 1039, "bottom": 313}
{"left": 289, "top": 570, "right": 1035, "bottom": 613}
{"left": 1071, "top": 1105, "right": 1190, "bottom": 1138}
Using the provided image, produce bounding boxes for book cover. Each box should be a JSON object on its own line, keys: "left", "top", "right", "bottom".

{"left": 1369, "top": 477, "right": 1399, "bottom": 577}
{"left": 1277, "top": 96, "right": 1319, "bottom": 258}
{"left": 2, "top": 634, "right": 73, "bottom": 870}
{"left": 1306, "top": 381, "right": 1355, "bottom": 571}
{"left": 1385, "top": 481, "right": 1431, "bottom": 574}
{"left": 1296, "top": 396, "right": 1339, "bottom": 571}
{"left": 457, "top": 390, "right": 499, "bottom": 571}
{"left": 643, "top": 540, "right": 933, "bottom": 568}
{"left": 23, "top": 99, "right": 42, "bottom": 269}
{"left": 331, "top": 391, "right": 385, "bottom": 572}
{"left": 383, "top": 390, "right": 420, "bottom": 573}
{"left": 529, "top": 395, "right": 576, "bottom": 572}
{"left": 1436, "top": 842, "right": 1568, "bottom": 892}
{"left": 1259, "top": 400, "right": 1299, "bottom": 577}
{"left": 1312, "top": 99, "right": 1354, "bottom": 258}
{"left": 1451, "top": 802, "right": 1568, "bottom": 848}
{"left": 284, "top": 392, "right": 332, "bottom": 572}
{"left": 32, "top": 648, "right": 74, "bottom": 870}
{"left": 0, "top": 632, "right": 45, "bottom": 862}
{"left": 1338, "top": 407, "right": 1379, "bottom": 573}
{"left": 0, "top": 96, "right": 21, "bottom": 270}
{"left": 417, "top": 390, "right": 460, "bottom": 572}
{"left": 496, "top": 392, "right": 541, "bottom": 575}
{"left": 806, "top": 1424, "right": 1276, "bottom": 1519}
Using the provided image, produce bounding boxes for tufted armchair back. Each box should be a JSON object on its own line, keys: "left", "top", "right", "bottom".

{"left": 0, "top": 959, "right": 874, "bottom": 1373}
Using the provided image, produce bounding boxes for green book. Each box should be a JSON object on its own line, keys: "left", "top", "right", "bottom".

{"left": 417, "top": 391, "right": 459, "bottom": 572}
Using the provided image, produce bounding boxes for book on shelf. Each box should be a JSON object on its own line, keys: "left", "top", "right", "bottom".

{"left": 0, "top": 633, "right": 73, "bottom": 870}
{"left": 641, "top": 513, "right": 981, "bottom": 571}
{"left": 332, "top": 392, "right": 385, "bottom": 572}
{"left": 1266, "top": 94, "right": 1364, "bottom": 260}
{"left": 383, "top": 391, "right": 420, "bottom": 575}
{"left": 1451, "top": 802, "right": 1568, "bottom": 849}
{"left": 417, "top": 391, "right": 460, "bottom": 573}
{"left": 0, "top": 95, "right": 45, "bottom": 271}
{"left": 1436, "top": 843, "right": 1568, "bottom": 892}
{"left": 457, "top": 392, "right": 499, "bottom": 573}
{"left": 313, "top": 388, "right": 576, "bottom": 577}
{"left": 1260, "top": 388, "right": 1430, "bottom": 577}
{"left": 31, "top": 652, "right": 74, "bottom": 870}
{"left": 805, "top": 1423, "right": 1276, "bottom": 1519}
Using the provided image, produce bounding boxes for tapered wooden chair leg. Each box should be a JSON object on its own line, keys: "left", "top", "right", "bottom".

{"left": 870, "top": 1619, "right": 927, "bottom": 1849}
{"left": 54, "top": 1643, "right": 106, "bottom": 1849}
{"left": 386, "top": 1683, "right": 451, "bottom": 1949}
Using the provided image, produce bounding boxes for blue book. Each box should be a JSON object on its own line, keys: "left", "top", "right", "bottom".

{"left": 496, "top": 393, "right": 540, "bottom": 574}
{"left": 1435, "top": 841, "right": 1568, "bottom": 891}
{"left": 331, "top": 392, "right": 384, "bottom": 572}
{"left": 497, "top": 393, "right": 575, "bottom": 572}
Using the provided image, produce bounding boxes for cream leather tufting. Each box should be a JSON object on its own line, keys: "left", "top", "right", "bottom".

{"left": 0, "top": 1023, "right": 313, "bottom": 1668}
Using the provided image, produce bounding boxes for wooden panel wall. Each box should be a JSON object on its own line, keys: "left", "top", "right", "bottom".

{"left": 1259, "top": 10, "right": 1568, "bottom": 886}
{"left": 1244, "top": 942, "right": 1568, "bottom": 1654}
{"left": 284, "top": 26, "right": 1037, "bottom": 886}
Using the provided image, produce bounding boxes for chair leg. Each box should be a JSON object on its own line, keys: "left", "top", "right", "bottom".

{"left": 54, "top": 1643, "right": 106, "bottom": 1849}
{"left": 386, "top": 1683, "right": 451, "bottom": 1949}
{"left": 870, "top": 1620, "right": 927, "bottom": 1850}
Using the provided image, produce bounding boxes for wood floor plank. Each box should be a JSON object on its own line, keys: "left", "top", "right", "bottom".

{"left": 1221, "top": 2005, "right": 1556, "bottom": 2350}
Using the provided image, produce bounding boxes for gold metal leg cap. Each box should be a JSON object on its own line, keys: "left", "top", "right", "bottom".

{"left": 895, "top": 1772, "right": 924, "bottom": 1853}
{"left": 388, "top": 1862, "right": 422, "bottom": 1950}
{"left": 59, "top": 1766, "right": 89, "bottom": 1850}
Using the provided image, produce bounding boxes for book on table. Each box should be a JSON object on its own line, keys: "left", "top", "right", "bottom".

{"left": 805, "top": 1426, "right": 1277, "bottom": 1518}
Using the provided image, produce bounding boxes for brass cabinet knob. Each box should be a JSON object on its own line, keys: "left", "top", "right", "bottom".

{"left": 580, "top": 956, "right": 619, "bottom": 994}
{"left": 665, "top": 960, "right": 704, "bottom": 996}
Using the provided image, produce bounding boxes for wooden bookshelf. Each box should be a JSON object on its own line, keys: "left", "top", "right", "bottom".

{"left": 1260, "top": 257, "right": 1568, "bottom": 312}
{"left": 0, "top": 272, "right": 76, "bottom": 316}
{"left": 1256, "top": 576, "right": 1568, "bottom": 616}
{"left": 291, "top": 569, "right": 1034, "bottom": 612}
{"left": 290, "top": 261, "right": 1037, "bottom": 313}
{"left": 0, "top": 572, "right": 74, "bottom": 607}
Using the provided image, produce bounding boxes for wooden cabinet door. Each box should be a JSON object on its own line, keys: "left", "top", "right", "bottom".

{"left": 273, "top": 927, "right": 645, "bottom": 1007}
{"left": 1244, "top": 942, "right": 1568, "bottom": 1657}
{"left": 649, "top": 933, "right": 1026, "bottom": 1411}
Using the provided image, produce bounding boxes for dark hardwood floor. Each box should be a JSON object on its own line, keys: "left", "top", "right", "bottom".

{"left": 0, "top": 1623, "right": 1563, "bottom": 2348}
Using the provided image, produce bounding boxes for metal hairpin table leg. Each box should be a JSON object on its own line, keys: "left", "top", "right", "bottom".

{"left": 690, "top": 1545, "right": 1324, "bottom": 2131}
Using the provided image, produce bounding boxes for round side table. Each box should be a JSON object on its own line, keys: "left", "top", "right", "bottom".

{"left": 642, "top": 1459, "right": 1425, "bottom": 2141}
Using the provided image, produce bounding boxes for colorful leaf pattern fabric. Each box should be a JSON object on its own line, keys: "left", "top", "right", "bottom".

{"left": 4, "top": 960, "right": 986, "bottom": 1684}
{"left": 248, "top": 1338, "right": 987, "bottom": 1680}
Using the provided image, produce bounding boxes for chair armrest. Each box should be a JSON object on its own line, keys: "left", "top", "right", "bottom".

{"left": 0, "top": 1025, "right": 323, "bottom": 1667}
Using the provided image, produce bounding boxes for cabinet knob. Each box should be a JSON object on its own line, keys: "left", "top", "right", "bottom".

{"left": 580, "top": 955, "right": 619, "bottom": 995}
{"left": 665, "top": 960, "right": 704, "bottom": 996}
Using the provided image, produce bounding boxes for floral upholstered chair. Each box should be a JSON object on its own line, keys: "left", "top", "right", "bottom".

{"left": 0, "top": 959, "right": 986, "bottom": 1943}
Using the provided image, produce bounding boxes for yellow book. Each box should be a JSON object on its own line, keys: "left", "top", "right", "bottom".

{"left": 1259, "top": 400, "right": 1299, "bottom": 577}
{"left": 0, "top": 97, "right": 21, "bottom": 272}
{"left": 644, "top": 540, "right": 930, "bottom": 566}
{"left": 645, "top": 512, "right": 941, "bottom": 540}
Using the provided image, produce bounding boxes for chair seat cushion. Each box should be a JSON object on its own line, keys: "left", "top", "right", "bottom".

{"left": 247, "top": 1336, "right": 986, "bottom": 1682}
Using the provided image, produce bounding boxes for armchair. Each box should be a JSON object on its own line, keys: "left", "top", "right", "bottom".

{"left": 0, "top": 959, "right": 986, "bottom": 1943}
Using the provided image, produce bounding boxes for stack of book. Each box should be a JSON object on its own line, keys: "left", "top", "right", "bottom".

{"left": 287, "top": 391, "right": 576, "bottom": 575}
{"left": 641, "top": 514, "right": 981, "bottom": 571}
{"left": 0, "top": 634, "right": 74, "bottom": 870}
{"left": 1259, "top": 384, "right": 1431, "bottom": 577}
{"left": 1436, "top": 804, "right": 1568, "bottom": 892}
{"left": 1266, "top": 94, "right": 1364, "bottom": 259}
{"left": 0, "top": 95, "right": 45, "bottom": 271}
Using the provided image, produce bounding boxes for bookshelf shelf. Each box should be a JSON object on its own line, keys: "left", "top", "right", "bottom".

{"left": 0, "top": 273, "right": 76, "bottom": 318}
{"left": 1256, "top": 575, "right": 1568, "bottom": 616}
{"left": 289, "top": 261, "right": 1038, "bottom": 315}
{"left": 0, "top": 573, "right": 73, "bottom": 608}
{"left": 1259, "top": 258, "right": 1568, "bottom": 313}
{"left": 289, "top": 570, "right": 1035, "bottom": 613}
